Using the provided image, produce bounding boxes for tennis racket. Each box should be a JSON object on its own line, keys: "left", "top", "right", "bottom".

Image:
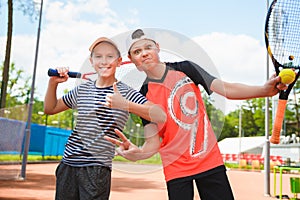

{"left": 48, "top": 61, "right": 132, "bottom": 81}
{"left": 48, "top": 68, "right": 92, "bottom": 80}
{"left": 265, "top": 0, "right": 300, "bottom": 144}
{"left": 47, "top": 60, "right": 146, "bottom": 90}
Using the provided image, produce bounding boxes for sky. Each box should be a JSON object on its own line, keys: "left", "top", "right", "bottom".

{"left": 0, "top": 0, "right": 274, "bottom": 113}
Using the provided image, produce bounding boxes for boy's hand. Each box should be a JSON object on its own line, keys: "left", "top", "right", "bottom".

{"left": 104, "top": 129, "right": 142, "bottom": 162}
{"left": 265, "top": 74, "right": 288, "bottom": 96}
{"left": 101, "top": 82, "right": 129, "bottom": 111}
{"left": 50, "top": 67, "right": 69, "bottom": 83}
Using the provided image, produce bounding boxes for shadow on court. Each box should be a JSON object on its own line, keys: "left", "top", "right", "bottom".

{"left": 0, "top": 173, "right": 55, "bottom": 190}
{"left": 112, "top": 177, "right": 163, "bottom": 192}
{"left": 0, "top": 162, "right": 297, "bottom": 200}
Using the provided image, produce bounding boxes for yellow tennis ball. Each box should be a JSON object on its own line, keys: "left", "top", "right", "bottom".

{"left": 279, "top": 69, "right": 295, "bottom": 84}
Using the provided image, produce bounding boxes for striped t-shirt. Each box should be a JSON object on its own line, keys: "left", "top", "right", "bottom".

{"left": 62, "top": 81, "right": 147, "bottom": 169}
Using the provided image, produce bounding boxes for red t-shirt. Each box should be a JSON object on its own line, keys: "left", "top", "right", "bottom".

{"left": 141, "top": 61, "right": 224, "bottom": 182}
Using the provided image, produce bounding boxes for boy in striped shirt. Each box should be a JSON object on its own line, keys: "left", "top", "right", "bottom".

{"left": 44, "top": 37, "right": 165, "bottom": 200}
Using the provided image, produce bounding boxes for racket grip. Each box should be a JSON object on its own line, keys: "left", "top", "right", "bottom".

{"left": 270, "top": 99, "right": 287, "bottom": 144}
{"left": 47, "top": 68, "right": 81, "bottom": 78}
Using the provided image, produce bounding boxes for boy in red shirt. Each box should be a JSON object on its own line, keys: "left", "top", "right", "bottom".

{"left": 105, "top": 29, "right": 287, "bottom": 200}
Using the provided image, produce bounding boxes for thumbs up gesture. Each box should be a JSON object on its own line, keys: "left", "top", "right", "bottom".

{"left": 104, "top": 82, "right": 129, "bottom": 111}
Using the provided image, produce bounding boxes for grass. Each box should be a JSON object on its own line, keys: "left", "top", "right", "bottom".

{"left": 113, "top": 154, "right": 162, "bottom": 165}
{"left": 0, "top": 154, "right": 162, "bottom": 165}
{"left": 0, "top": 154, "right": 62, "bottom": 162}
{"left": 0, "top": 154, "right": 261, "bottom": 170}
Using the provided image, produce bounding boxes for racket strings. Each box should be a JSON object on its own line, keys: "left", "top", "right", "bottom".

{"left": 267, "top": 0, "right": 300, "bottom": 68}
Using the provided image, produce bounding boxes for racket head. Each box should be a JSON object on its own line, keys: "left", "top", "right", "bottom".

{"left": 265, "top": 0, "right": 300, "bottom": 99}
{"left": 265, "top": 0, "right": 300, "bottom": 72}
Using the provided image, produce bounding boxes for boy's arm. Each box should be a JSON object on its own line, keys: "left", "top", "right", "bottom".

{"left": 138, "top": 123, "right": 161, "bottom": 159}
{"left": 104, "top": 83, "right": 166, "bottom": 123}
{"left": 127, "top": 101, "right": 166, "bottom": 124}
{"left": 44, "top": 74, "right": 69, "bottom": 115}
{"left": 210, "top": 74, "right": 287, "bottom": 100}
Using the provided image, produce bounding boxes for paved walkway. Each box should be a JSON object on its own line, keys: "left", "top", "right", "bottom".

{"left": 0, "top": 162, "right": 298, "bottom": 200}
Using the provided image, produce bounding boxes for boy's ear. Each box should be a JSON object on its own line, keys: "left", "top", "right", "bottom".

{"left": 117, "top": 57, "right": 122, "bottom": 66}
{"left": 156, "top": 43, "right": 160, "bottom": 53}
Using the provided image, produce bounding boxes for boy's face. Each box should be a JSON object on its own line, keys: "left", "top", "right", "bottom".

{"left": 90, "top": 42, "right": 121, "bottom": 78}
{"left": 128, "top": 39, "right": 160, "bottom": 72}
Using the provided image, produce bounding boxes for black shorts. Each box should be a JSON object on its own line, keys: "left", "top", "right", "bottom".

{"left": 55, "top": 162, "right": 111, "bottom": 200}
{"left": 166, "top": 165, "right": 234, "bottom": 200}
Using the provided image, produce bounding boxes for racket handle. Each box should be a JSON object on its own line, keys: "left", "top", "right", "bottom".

{"left": 47, "top": 68, "right": 81, "bottom": 78}
{"left": 270, "top": 99, "right": 287, "bottom": 144}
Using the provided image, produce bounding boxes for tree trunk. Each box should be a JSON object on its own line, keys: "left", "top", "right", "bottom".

{"left": 0, "top": 0, "right": 13, "bottom": 108}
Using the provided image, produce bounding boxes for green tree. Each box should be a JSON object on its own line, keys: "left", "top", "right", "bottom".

{"left": 1, "top": 0, "right": 13, "bottom": 109}
{"left": 219, "top": 110, "right": 239, "bottom": 141}
{"left": 242, "top": 99, "right": 265, "bottom": 136}
{"left": 284, "top": 82, "right": 300, "bottom": 137}
{"left": 0, "top": 62, "right": 31, "bottom": 107}
{"left": 0, "top": 0, "right": 39, "bottom": 108}
{"left": 31, "top": 99, "right": 45, "bottom": 124}
{"left": 219, "top": 98, "right": 270, "bottom": 140}
{"left": 202, "top": 93, "right": 226, "bottom": 141}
